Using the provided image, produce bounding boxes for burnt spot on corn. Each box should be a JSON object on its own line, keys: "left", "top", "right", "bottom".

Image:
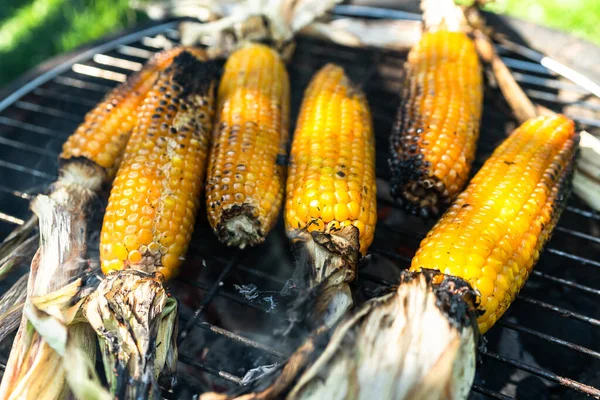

{"left": 388, "top": 30, "right": 482, "bottom": 219}
{"left": 410, "top": 115, "right": 577, "bottom": 334}
{"left": 215, "top": 203, "right": 264, "bottom": 248}
{"left": 60, "top": 47, "right": 209, "bottom": 180}
{"left": 100, "top": 49, "right": 215, "bottom": 282}
{"left": 401, "top": 270, "right": 480, "bottom": 331}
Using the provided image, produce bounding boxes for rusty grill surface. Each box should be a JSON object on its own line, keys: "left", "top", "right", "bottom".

{"left": 1, "top": 6, "right": 600, "bottom": 400}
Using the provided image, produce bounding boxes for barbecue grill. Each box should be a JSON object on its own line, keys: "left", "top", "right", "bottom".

{"left": 1, "top": 5, "right": 600, "bottom": 400}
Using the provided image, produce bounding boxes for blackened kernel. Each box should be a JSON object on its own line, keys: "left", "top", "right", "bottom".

{"left": 167, "top": 105, "right": 176, "bottom": 111}
{"left": 159, "top": 100, "right": 167, "bottom": 106}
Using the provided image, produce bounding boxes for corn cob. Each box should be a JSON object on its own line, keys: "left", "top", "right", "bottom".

{"left": 389, "top": 30, "right": 483, "bottom": 218}
{"left": 85, "top": 50, "right": 216, "bottom": 399}
{"left": 100, "top": 50, "right": 215, "bottom": 282}
{"left": 60, "top": 46, "right": 199, "bottom": 179}
{"left": 205, "top": 43, "right": 289, "bottom": 248}
{"left": 0, "top": 47, "right": 192, "bottom": 280}
{"left": 411, "top": 115, "right": 577, "bottom": 333}
{"left": 284, "top": 64, "right": 377, "bottom": 326}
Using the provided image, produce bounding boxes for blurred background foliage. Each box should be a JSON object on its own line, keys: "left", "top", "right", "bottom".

{"left": 0, "top": 0, "right": 598, "bottom": 87}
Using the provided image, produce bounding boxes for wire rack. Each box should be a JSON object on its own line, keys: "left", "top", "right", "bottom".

{"left": 0, "top": 6, "right": 600, "bottom": 400}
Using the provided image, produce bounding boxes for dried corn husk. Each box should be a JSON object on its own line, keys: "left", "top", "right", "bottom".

{"left": 0, "top": 273, "right": 28, "bottom": 343}
{"left": 301, "top": 18, "right": 420, "bottom": 51}
{"left": 0, "top": 218, "right": 38, "bottom": 280}
{"left": 83, "top": 270, "right": 178, "bottom": 398}
{"left": 0, "top": 162, "right": 103, "bottom": 400}
{"left": 573, "top": 132, "right": 600, "bottom": 211}
{"left": 287, "top": 274, "right": 476, "bottom": 400}
{"left": 175, "top": 0, "right": 344, "bottom": 59}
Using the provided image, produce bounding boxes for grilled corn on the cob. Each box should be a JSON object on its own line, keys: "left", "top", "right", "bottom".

{"left": 389, "top": 30, "right": 483, "bottom": 218}
{"left": 412, "top": 114, "right": 577, "bottom": 333}
{"left": 86, "top": 50, "right": 216, "bottom": 399}
{"left": 285, "top": 64, "right": 376, "bottom": 326}
{"left": 100, "top": 51, "right": 215, "bottom": 281}
{"left": 61, "top": 47, "right": 199, "bottom": 179}
{"left": 205, "top": 43, "right": 290, "bottom": 248}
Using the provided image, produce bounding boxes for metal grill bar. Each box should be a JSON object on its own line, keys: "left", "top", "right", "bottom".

{"left": 194, "top": 321, "right": 286, "bottom": 360}
{"left": 33, "top": 88, "right": 99, "bottom": 107}
{"left": 178, "top": 354, "right": 245, "bottom": 385}
{"left": 471, "top": 385, "right": 515, "bottom": 400}
{"left": 0, "top": 137, "right": 57, "bottom": 158}
{"left": 0, "top": 116, "right": 69, "bottom": 139}
{"left": 530, "top": 270, "right": 600, "bottom": 295}
{"left": 480, "top": 351, "right": 600, "bottom": 398}
{"left": 566, "top": 205, "right": 600, "bottom": 220}
{"left": 14, "top": 101, "right": 84, "bottom": 122}
{"left": 53, "top": 76, "right": 113, "bottom": 92}
{"left": 0, "top": 160, "right": 55, "bottom": 180}
{"left": 516, "top": 296, "right": 600, "bottom": 327}
{"left": 497, "top": 320, "right": 600, "bottom": 360}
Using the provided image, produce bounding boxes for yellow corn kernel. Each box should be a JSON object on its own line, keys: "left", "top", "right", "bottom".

{"left": 100, "top": 50, "right": 216, "bottom": 280}
{"left": 389, "top": 30, "right": 483, "bottom": 218}
{"left": 284, "top": 64, "right": 377, "bottom": 255}
{"left": 411, "top": 115, "right": 578, "bottom": 333}
{"left": 205, "top": 43, "right": 290, "bottom": 249}
{"left": 60, "top": 47, "right": 206, "bottom": 179}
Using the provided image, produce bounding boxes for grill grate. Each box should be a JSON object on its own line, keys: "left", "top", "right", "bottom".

{"left": 0, "top": 6, "right": 600, "bottom": 399}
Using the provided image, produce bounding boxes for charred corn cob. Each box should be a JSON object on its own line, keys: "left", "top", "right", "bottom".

{"left": 60, "top": 46, "right": 199, "bottom": 179}
{"left": 389, "top": 30, "right": 483, "bottom": 218}
{"left": 284, "top": 64, "right": 376, "bottom": 326}
{"left": 205, "top": 43, "right": 290, "bottom": 248}
{"left": 0, "top": 48, "right": 193, "bottom": 279}
{"left": 85, "top": 50, "right": 216, "bottom": 399}
{"left": 411, "top": 115, "right": 577, "bottom": 333}
{"left": 100, "top": 50, "right": 215, "bottom": 282}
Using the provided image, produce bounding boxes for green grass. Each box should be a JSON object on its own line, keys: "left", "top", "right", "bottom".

{"left": 460, "top": 0, "right": 600, "bottom": 45}
{"left": 0, "top": 0, "right": 598, "bottom": 87}
{"left": 0, "top": 0, "right": 143, "bottom": 87}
